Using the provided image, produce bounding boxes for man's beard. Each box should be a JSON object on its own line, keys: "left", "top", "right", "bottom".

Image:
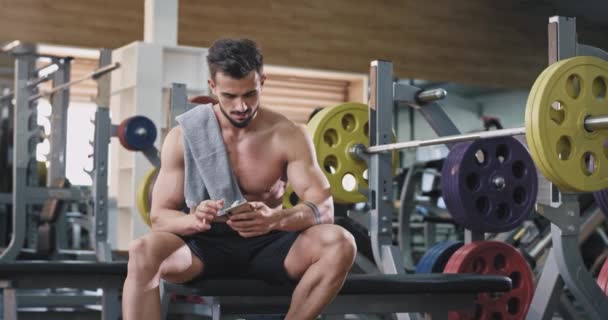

{"left": 219, "top": 105, "right": 258, "bottom": 128}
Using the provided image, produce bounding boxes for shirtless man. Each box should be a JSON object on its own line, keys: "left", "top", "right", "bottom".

{"left": 122, "top": 38, "right": 357, "bottom": 320}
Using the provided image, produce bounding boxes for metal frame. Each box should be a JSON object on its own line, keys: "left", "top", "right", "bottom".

{"left": 0, "top": 264, "right": 124, "bottom": 320}
{"left": 368, "top": 60, "right": 485, "bottom": 276}
{"left": 164, "top": 292, "right": 474, "bottom": 320}
{"left": 527, "top": 16, "right": 608, "bottom": 320}
{"left": 0, "top": 44, "right": 114, "bottom": 262}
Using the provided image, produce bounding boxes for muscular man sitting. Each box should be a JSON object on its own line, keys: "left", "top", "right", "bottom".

{"left": 122, "top": 38, "right": 357, "bottom": 320}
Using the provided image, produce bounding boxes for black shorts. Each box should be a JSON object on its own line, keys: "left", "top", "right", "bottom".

{"left": 180, "top": 223, "right": 300, "bottom": 285}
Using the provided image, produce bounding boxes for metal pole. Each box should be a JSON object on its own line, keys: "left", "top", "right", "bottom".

{"left": 416, "top": 89, "right": 447, "bottom": 103}
{"left": 28, "top": 62, "right": 120, "bottom": 101}
{"left": 364, "top": 114, "right": 608, "bottom": 154}
{"left": 584, "top": 115, "right": 608, "bottom": 132}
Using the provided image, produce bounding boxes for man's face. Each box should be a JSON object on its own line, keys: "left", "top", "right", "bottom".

{"left": 209, "top": 71, "right": 265, "bottom": 128}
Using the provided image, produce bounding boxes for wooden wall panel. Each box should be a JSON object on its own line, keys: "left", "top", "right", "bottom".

{"left": 1, "top": 0, "right": 607, "bottom": 89}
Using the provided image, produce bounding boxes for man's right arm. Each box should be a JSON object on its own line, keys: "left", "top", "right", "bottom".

{"left": 149, "top": 127, "right": 199, "bottom": 235}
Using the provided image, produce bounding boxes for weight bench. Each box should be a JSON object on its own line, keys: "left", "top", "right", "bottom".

{"left": 161, "top": 273, "right": 512, "bottom": 320}
{"left": 0, "top": 261, "right": 512, "bottom": 320}
{"left": 0, "top": 261, "right": 127, "bottom": 320}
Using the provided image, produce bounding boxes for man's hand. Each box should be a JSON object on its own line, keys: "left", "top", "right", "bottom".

{"left": 227, "top": 202, "right": 281, "bottom": 238}
{"left": 182, "top": 199, "right": 224, "bottom": 235}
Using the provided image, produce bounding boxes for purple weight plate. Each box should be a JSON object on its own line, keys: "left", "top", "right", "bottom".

{"left": 593, "top": 189, "right": 608, "bottom": 219}
{"left": 442, "top": 142, "right": 483, "bottom": 230}
{"left": 441, "top": 137, "right": 538, "bottom": 233}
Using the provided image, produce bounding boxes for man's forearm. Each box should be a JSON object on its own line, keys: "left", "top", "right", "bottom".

{"left": 275, "top": 200, "right": 333, "bottom": 231}
{"left": 150, "top": 209, "right": 191, "bottom": 235}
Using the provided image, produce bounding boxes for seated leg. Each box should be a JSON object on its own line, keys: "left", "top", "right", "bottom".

{"left": 284, "top": 224, "right": 357, "bottom": 320}
{"left": 122, "top": 231, "right": 204, "bottom": 320}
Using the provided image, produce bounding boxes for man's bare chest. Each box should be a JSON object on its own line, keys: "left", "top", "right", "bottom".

{"left": 224, "top": 135, "right": 285, "bottom": 195}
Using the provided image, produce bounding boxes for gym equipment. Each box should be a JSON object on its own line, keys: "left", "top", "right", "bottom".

{"left": 526, "top": 56, "right": 608, "bottom": 192}
{"left": 40, "top": 178, "right": 71, "bottom": 223}
{"left": 345, "top": 56, "right": 608, "bottom": 194}
{"left": 136, "top": 168, "right": 159, "bottom": 226}
{"left": 440, "top": 137, "right": 538, "bottom": 232}
{"left": 117, "top": 115, "right": 158, "bottom": 151}
{"left": 415, "top": 240, "right": 463, "bottom": 274}
{"left": 0, "top": 43, "right": 116, "bottom": 262}
{"left": 307, "top": 102, "right": 372, "bottom": 203}
{"left": 307, "top": 102, "right": 398, "bottom": 203}
{"left": 161, "top": 273, "right": 511, "bottom": 319}
{"left": 0, "top": 261, "right": 126, "bottom": 320}
{"left": 281, "top": 183, "right": 299, "bottom": 209}
{"left": 592, "top": 189, "right": 608, "bottom": 218}
{"left": 190, "top": 95, "right": 218, "bottom": 105}
{"left": 397, "top": 162, "right": 455, "bottom": 271}
{"left": 598, "top": 258, "right": 608, "bottom": 295}
{"left": 527, "top": 16, "right": 608, "bottom": 320}
{"left": 444, "top": 241, "right": 534, "bottom": 320}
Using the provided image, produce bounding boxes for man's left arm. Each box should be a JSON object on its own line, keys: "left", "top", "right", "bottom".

{"left": 273, "top": 125, "right": 334, "bottom": 231}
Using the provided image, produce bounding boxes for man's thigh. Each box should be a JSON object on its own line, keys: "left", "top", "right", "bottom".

{"left": 246, "top": 231, "right": 300, "bottom": 284}
{"left": 155, "top": 233, "right": 205, "bottom": 284}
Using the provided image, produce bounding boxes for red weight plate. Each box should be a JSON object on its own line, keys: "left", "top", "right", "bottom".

{"left": 189, "top": 96, "right": 218, "bottom": 105}
{"left": 117, "top": 119, "right": 135, "bottom": 151}
{"left": 444, "top": 241, "right": 533, "bottom": 320}
{"left": 597, "top": 258, "right": 608, "bottom": 295}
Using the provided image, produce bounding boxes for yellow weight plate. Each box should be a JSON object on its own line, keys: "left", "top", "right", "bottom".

{"left": 528, "top": 60, "right": 585, "bottom": 189}
{"left": 530, "top": 61, "right": 575, "bottom": 188}
{"left": 282, "top": 183, "right": 300, "bottom": 208}
{"left": 527, "top": 56, "right": 608, "bottom": 192}
{"left": 526, "top": 61, "right": 565, "bottom": 186}
{"left": 307, "top": 102, "right": 398, "bottom": 203}
{"left": 530, "top": 58, "right": 601, "bottom": 190}
{"left": 136, "top": 168, "right": 159, "bottom": 226}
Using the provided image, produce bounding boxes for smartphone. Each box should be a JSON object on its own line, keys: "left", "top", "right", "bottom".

{"left": 220, "top": 202, "right": 253, "bottom": 217}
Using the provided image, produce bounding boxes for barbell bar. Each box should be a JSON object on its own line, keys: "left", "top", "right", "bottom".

{"left": 360, "top": 114, "right": 608, "bottom": 154}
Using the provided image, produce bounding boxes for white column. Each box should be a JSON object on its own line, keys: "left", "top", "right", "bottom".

{"left": 144, "top": 0, "right": 178, "bottom": 46}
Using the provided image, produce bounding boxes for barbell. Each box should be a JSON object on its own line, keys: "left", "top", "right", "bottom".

{"left": 336, "top": 56, "right": 608, "bottom": 194}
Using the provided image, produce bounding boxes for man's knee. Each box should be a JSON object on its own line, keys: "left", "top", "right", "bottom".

{"left": 127, "top": 237, "right": 163, "bottom": 279}
{"left": 316, "top": 225, "right": 357, "bottom": 264}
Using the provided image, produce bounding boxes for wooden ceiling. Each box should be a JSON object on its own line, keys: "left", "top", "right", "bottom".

{"left": 1, "top": 0, "right": 607, "bottom": 89}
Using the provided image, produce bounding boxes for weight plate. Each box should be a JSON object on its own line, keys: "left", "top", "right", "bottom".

{"left": 136, "top": 168, "right": 159, "bottom": 226}
{"left": 441, "top": 137, "right": 537, "bottom": 233}
{"left": 526, "top": 61, "right": 565, "bottom": 186}
{"left": 189, "top": 95, "right": 218, "bottom": 105}
{"left": 118, "top": 116, "right": 158, "bottom": 151}
{"left": 444, "top": 241, "right": 534, "bottom": 320}
{"left": 307, "top": 102, "right": 398, "bottom": 203}
{"left": 526, "top": 56, "right": 608, "bottom": 192}
{"left": 415, "top": 240, "right": 463, "bottom": 274}
{"left": 592, "top": 189, "right": 608, "bottom": 219}
{"left": 282, "top": 183, "right": 300, "bottom": 209}
{"left": 597, "top": 257, "right": 608, "bottom": 295}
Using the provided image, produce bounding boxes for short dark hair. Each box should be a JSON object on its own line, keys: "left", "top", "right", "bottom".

{"left": 207, "top": 38, "right": 264, "bottom": 80}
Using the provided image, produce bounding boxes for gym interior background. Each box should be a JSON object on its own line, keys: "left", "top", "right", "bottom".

{"left": 1, "top": 0, "right": 608, "bottom": 319}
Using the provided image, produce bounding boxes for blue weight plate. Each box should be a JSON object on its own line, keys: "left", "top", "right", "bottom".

{"left": 119, "top": 116, "right": 157, "bottom": 151}
{"left": 441, "top": 137, "right": 538, "bottom": 233}
{"left": 415, "top": 240, "right": 464, "bottom": 274}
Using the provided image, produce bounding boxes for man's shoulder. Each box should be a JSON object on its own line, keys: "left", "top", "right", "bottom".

{"left": 165, "top": 126, "right": 185, "bottom": 153}
{"left": 265, "top": 111, "right": 303, "bottom": 136}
